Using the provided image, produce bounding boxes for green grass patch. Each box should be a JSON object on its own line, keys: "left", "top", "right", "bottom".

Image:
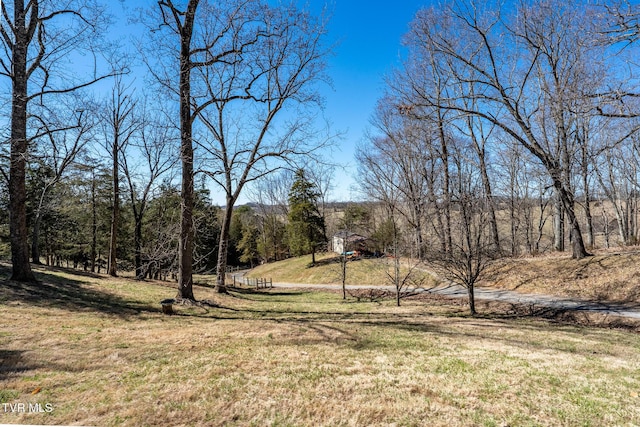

{"left": 0, "top": 389, "right": 20, "bottom": 403}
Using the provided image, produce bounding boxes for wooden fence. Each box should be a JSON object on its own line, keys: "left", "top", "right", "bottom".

{"left": 233, "top": 276, "right": 273, "bottom": 289}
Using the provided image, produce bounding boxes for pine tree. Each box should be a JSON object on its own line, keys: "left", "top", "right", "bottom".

{"left": 287, "top": 169, "right": 325, "bottom": 265}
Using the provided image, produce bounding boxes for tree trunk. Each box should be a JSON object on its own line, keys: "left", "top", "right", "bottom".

{"left": 395, "top": 249, "right": 400, "bottom": 307}
{"left": 31, "top": 212, "right": 42, "bottom": 265}
{"left": 177, "top": 133, "right": 195, "bottom": 299}
{"left": 553, "top": 194, "right": 564, "bottom": 252}
{"left": 108, "top": 139, "right": 119, "bottom": 277}
{"left": 523, "top": 201, "right": 533, "bottom": 254}
{"left": 134, "top": 216, "right": 143, "bottom": 279}
{"left": 91, "top": 174, "right": 97, "bottom": 273}
{"left": 9, "top": 0, "right": 36, "bottom": 282}
{"left": 176, "top": 1, "right": 199, "bottom": 301}
{"left": 535, "top": 196, "right": 547, "bottom": 254}
{"left": 613, "top": 201, "right": 628, "bottom": 245}
{"left": 438, "top": 121, "right": 452, "bottom": 253}
{"left": 467, "top": 284, "right": 476, "bottom": 316}
{"left": 555, "top": 182, "right": 591, "bottom": 259}
{"left": 425, "top": 165, "right": 447, "bottom": 253}
{"left": 581, "top": 143, "right": 594, "bottom": 248}
{"left": 216, "top": 202, "right": 234, "bottom": 294}
{"left": 600, "top": 200, "right": 611, "bottom": 249}
{"left": 510, "top": 190, "right": 518, "bottom": 256}
{"left": 480, "top": 160, "right": 500, "bottom": 252}
{"left": 584, "top": 199, "right": 594, "bottom": 249}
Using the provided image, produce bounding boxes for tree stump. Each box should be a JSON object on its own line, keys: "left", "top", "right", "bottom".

{"left": 161, "top": 298, "right": 176, "bottom": 315}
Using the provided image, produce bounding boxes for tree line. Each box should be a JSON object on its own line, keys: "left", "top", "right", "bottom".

{"left": 9, "top": 163, "right": 326, "bottom": 279}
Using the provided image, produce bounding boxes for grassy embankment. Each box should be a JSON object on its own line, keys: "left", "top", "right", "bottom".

{"left": 244, "top": 252, "right": 436, "bottom": 288}
{"left": 1, "top": 260, "right": 640, "bottom": 426}
{"left": 248, "top": 249, "right": 640, "bottom": 304}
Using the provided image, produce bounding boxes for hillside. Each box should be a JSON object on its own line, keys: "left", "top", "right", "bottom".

{"left": 245, "top": 252, "right": 437, "bottom": 288}
{"left": 248, "top": 249, "right": 640, "bottom": 304}
{"left": 487, "top": 248, "right": 640, "bottom": 303}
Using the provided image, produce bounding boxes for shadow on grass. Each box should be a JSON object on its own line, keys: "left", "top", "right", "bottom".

{"left": 187, "top": 285, "right": 640, "bottom": 335}
{"left": 0, "top": 269, "right": 157, "bottom": 318}
{"left": 0, "top": 347, "right": 114, "bottom": 383}
{"left": 226, "top": 286, "right": 307, "bottom": 301}
{"left": 0, "top": 350, "right": 32, "bottom": 382}
{"left": 35, "top": 264, "right": 106, "bottom": 280}
{"left": 172, "top": 286, "right": 640, "bottom": 357}
{"left": 181, "top": 301, "right": 633, "bottom": 356}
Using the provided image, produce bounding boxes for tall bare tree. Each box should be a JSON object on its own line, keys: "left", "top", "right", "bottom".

{"left": 191, "top": 1, "right": 331, "bottom": 292}
{"left": 403, "top": 0, "right": 631, "bottom": 259}
{"left": 102, "top": 76, "right": 138, "bottom": 277}
{"left": 1, "top": 0, "right": 116, "bottom": 281}
{"left": 149, "top": 0, "right": 331, "bottom": 297}
{"left": 29, "top": 100, "right": 94, "bottom": 264}
{"left": 121, "top": 101, "right": 177, "bottom": 279}
{"left": 368, "top": 99, "right": 431, "bottom": 259}
{"left": 151, "top": 0, "right": 200, "bottom": 300}
{"left": 426, "top": 140, "right": 498, "bottom": 315}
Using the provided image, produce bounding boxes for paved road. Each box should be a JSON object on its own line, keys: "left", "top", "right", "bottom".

{"left": 259, "top": 279, "right": 640, "bottom": 320}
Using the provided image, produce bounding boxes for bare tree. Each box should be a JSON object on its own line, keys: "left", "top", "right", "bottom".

{"left": 148, "top": 0, "right": 331, "bottom": 297}
{"left": 426, "top": 145, "right": 497, "bottom": 315}
{"left": 191, "top": 1, "right": 331, "bottom": 292}
{"left": 390, "top": 33, "right": 456, "bottom": 254}
{"left": 356, "top": 132, "right": 424, "bottom": 306}
{"left": 121, "top": 101, "right": 177, "bottom": 279}
{"left": 576, "top": 120, "right": 596, "bottom": 248}
{"left": 367, "top": 98, "right": 435, "bottom": 259}
{"left": 595, "top": 143, "right": 638, "bottom": 245}
{"left": 29, "top": 98, "right": 94, "bottom": 264}
{"left": 150, "top": 0, "right": 203, "bottom": 300}
{"left": 102, "top": 75, "right": 138, "bottom": 277}
{"left": 1, "top": 0, "right": 117, "bottom": 281}
{"left": 248, "top": 170, "right": 292, "bottom": 263}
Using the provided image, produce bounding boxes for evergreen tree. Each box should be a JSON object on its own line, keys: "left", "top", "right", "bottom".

{"left": 287, "top": 169, "right": 325, "bottom": 265}
{"left": 238, "top": 220, "right": 260, "bottom": 268}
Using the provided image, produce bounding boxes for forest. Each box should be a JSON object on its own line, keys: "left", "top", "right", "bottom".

{"left": 4, "top": 0, "right": 640, "bottom": 303}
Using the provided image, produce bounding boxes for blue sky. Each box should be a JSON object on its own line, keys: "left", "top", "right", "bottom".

{"left": 317, "top": 1, "right": 429, "bottom": 202}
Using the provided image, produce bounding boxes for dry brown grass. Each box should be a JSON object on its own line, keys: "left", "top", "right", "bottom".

{"left": 247, "top": 247, "right": 640, "bottom": 306}
{"left": 486, "top": 247, "right": 640, "bottom": 303}
{"left": 1, "top": 264, "right": 640, "bottom": 426}
{"left": 247, "top": 252, "right": 436, "bottom": 288}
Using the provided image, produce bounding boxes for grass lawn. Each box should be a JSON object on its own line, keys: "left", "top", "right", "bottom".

{"left": 1, "top": 264, "right": 640, "bottom": 426}
{"left": 246, "top": 252, "right": 436, "bottom": 288}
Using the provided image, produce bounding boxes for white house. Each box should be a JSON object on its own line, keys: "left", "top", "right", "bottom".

{"left": 332, "top": 231, "right": 369, "bottom": 254}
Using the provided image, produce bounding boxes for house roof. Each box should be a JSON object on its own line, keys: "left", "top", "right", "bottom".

{"left": 333, "top": 231, "right": 368, "bottom": 243}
